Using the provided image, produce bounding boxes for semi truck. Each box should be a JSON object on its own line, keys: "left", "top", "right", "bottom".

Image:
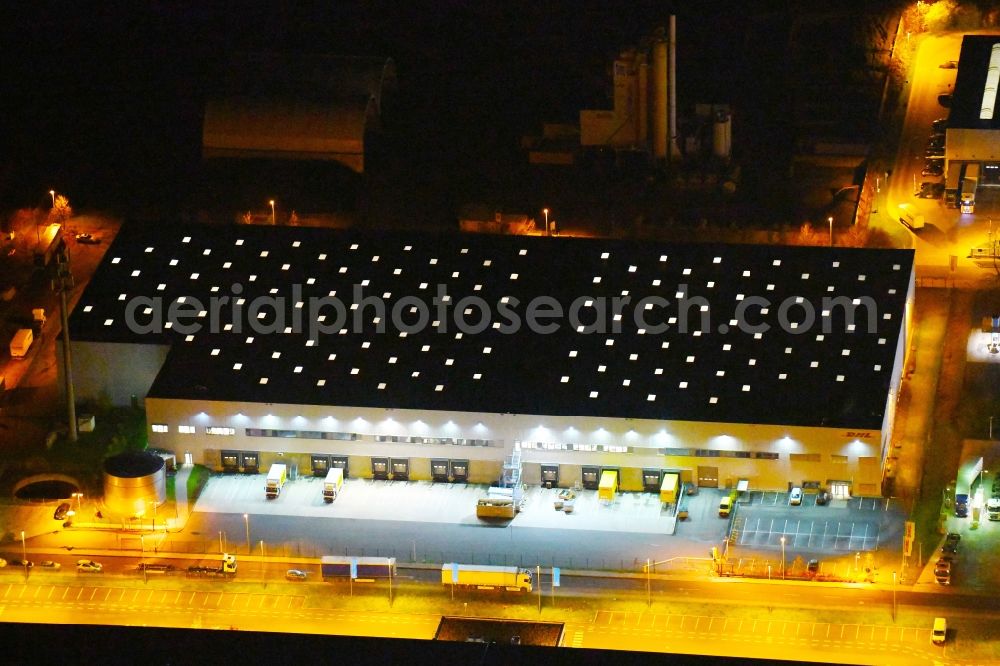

{"left": 9, "top": 328, "right": 33, "bottom": 358}
{"left": 322, "top": 467, "right": 344, "bottom": 502}
{"left": 441, "top": 563, "right": 533, "bottom": 592}
{"left": 265, "top": 463, "right": 287, "bottom": 499}
{"left": 987, "top": 497, "right": 1000, "bottom": 521}
{"left": 187, "top": 553, "right": 237, "bottom": 578}
{"left": 321, "top": 556, "right": 396, "bottom": 579}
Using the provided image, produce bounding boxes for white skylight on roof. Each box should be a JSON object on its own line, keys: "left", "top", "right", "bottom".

{"left": 629, "top": 353, "right": 638, "bottom": 360}
{"left": 483, "top": 346, "right": 492, "bottom": 354}
{"left": 810, "top": 361, "right": 819, "bottom": 368}
{"left": 723, "top": 343, "right": 731, "bottom": 351}
{"left": 707, "top": 281, "right": 715, "bottom": 288}
{"left": 233, "top": 363, "right": 242, "bottom": 370}
{"left": 259, "top": 377, "right": 268, "bottom": 384}
{"left": 561, "top": 376, "right": 570, "bottom": 383}
{"left": 435, "top": 384, "right": 444, "bottom": 392}
{"left": 169, "top": 259, "right": 178, "bottom": 266}
{"left": 510, "top": 273, "right": 519, "bottom": 280}
{"left": 83, "top": 305, "right": 93, "bottom": 312}
{"left": 659, "top": 254, "right": 667, "bottom": 262}
{"left": 118, "top": 294, "right": 127, "bottom": 301}
{"left": 742, "top": 270, "right": 750, "bottom": 277}
{"left": 742, "top": 385, "right": 750, "bottom": 392}
{"left": 766, "top": 284, "right": 775, "bottom": 291}
{"left": 452, "top": 272, "right": 460, "bottom": 278}
{"left": 104, "top": 318, "right": 114, "bottom": 326}
{"left": 589, "top": 391, "right": 599, "bottom": 398}
{"left": 801, "top": 273, "right": 810, "bottom": 279}
{"left": 754, "top": 333, "right": 763, "bottom": 339}
{"left": 593, "top": 276, "right": 601, "bottom": 284}
{"left": 421, "top": 345, "right": 430, "bottom": 352}
{"left": 388, "top": 356, "right": 396, "bottom": 363}
{"left": 874, "top": 364, "right": 882, "bottom": 371}
{"left": 836, "top": 375, "right": 845, "bottom": 382}
{"left": 294, "top": 366, "right": 302, "bottom": 373}
{"left": 622, "top": 379, "right": 631, "bottom": 386}
{"left": 372, "top": 255, "right": 380, "bottom": 262}
{"left": 686, "top": 355, "right": 695, "bottom": 363}
{"left": 679, "top": 381, "right": 688, "bottom": 388}
{"left": 393, "top": 268, "right": 402, "bottom": 275}
{"left": 816, "top": 334, "right": 824, "bottom": 341}
{"left": 601, "top": 252, "right": 610, "bottom": 259}
{"left": 683, "top": 268, "right": 691, "bottom": 275}
{"left": 281, "top": 264, "right": 290, "bottom": 271}
{"left": 260, "top": 251, "right": 269, "bottom": 258}
{"left": 628, "top": 265, "right": 637, "bottom": 273}
{"left": 306, "top": 340, "right": 316, "bottom": 347}
{"left": 893, "top": 264, "right": 900, "bottom": 270}
{"left": 652, "top": 279, "right": 661, "bottom": 286}
{"left": 518, "top": 249, "right": 527, "bottom": 256}
{"left": 878, "top": 338, "right": 886, "bottom": 344}
{"left": 661, "top": 342, "right": 670, "bottom": 349}
{"left": 292, "top": 241, "right": 301, "bottom": 248}
{"left": 709, "top": 397, "right": 719, "bottom": 404}
{"left": 473, "top": 373, "right": 482, "bottom": 379}
{"left": 111, "top": 257, "right": 121, "bottom": 264}
{"left": 411, "top": 371, "right": 420, "bottom": 377}
{"left": 445, "top": 358, "right": 454, "bottom": 365}
{"left": 351, "top": 368, "right": 360, "bottom": 375}
{"left": 246, "top": 336, "right": 254, "bottom": 343}
{"left": 144, "top": 246, "right": 154, "bottom": 253}
{"left": 569, "top": 350, "right": 578, "bottom": 357}
{"left": 598, "top": 365, "right": 607, "bottom": 372}
{"left": 647, "top": 394, "right": 656, "bottom": 401}
{"left": 249, "top": 275, "right": 257, "bottom": 281}
{"left": 713, "top": 256, "right": 722, "bottom": 264}
{"left": 748, "top": 359, "right": 757, "bottom": 366}
{"left": 378, "top": 383, "right": 387, "bottom": 390}
{"left": 655, "top": 368, "right": 663, "bottom": 375}
{"left": 317, "top": 379, "right": 326, "bottom": 387}
{"left": 236, "top": 239, "right": 244, "bottom": 246}
{"left": 883, "top": 313, "right": 892, "bottom": 320}
{"left": 182, "top": 236, "right": 191, "bottom": 243}
{"left": 832, "top": 261, "right": 840, "bottom": 268}
{"left": 223, "top": 262, "right": 232, "bottom": 269}
{"left": 362, "top": 341, "right": 371, "bottom": 349}
{"left": 605, "top": 339, "right": 614, "bottom": 347}
{"left": 318, "top": 253, "right": 327, "bottom": 260}
{"left": 131, "top": 270, "right": 141, "bottom": 277}
{"left": 779, "top": 373, "right": 787, "bottom": 380}
{"left": 716, "top": 370, "right": 725, "bottom": 376}
{"left": 404, "top": 245, "right": 412, "bottom": 251}
{"left": 772, "top": 259, "right": 781, "bottom": 266}
{"left": 858, "top": 274, "right": 866, "bottom": 281}
{"left": 460, "top": 248, "right": 468, "bottom": 254}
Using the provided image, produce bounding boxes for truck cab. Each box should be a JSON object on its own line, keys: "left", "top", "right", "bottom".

{"left": 987, "top": 497, "right": 1000, "bottom": 521}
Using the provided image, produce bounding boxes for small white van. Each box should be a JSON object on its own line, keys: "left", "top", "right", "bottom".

{"left": 931, "top": 617, "right": 947, "bottom": 645}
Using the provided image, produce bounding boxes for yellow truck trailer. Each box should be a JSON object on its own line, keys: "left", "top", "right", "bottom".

{"left": 659, "top": 473, "right": 679, "bottom": 504}
{"left": 476, "top": 497, "right": 516, "bottom": 519}
{"left": 598, "top": 470, "right": 618, "bottom": 501}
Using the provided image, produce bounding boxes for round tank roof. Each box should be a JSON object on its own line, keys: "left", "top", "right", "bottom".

{"left": 104, "top": 451, "right": 165, "bottom": 478}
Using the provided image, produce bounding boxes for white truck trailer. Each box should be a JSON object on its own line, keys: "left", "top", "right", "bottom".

{"left": 322, "top": 468, "right": 344, "bottom": 502}
{"left": 9, "top": 328, "right": 33, "bottom": 358}
{"left": 265, "top": 463, "right": 287, "bottom": 499}
{"left": 441, "top": 563, "right": 533, "bottom": 592}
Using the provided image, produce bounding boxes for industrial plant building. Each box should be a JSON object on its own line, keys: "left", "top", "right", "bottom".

{"left": 67, "top": 222, "right": 914, "bottom": 498}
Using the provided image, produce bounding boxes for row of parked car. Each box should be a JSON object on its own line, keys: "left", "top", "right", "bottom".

{"left": 934, "top": 532, "right": 961, "bottom": 585}
{"left": 0, "top": 558, "right": 102, "bottom": 572}
{"left": 921, "top": 118, "right": 948, "bottom": 177}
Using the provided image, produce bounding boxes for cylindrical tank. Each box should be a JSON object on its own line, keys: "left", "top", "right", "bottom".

{"left": 652, "top": 38, "right": 668, "bottom": 160}
{"left": 713, "top": 110, "right": 732, "bottom": 161}
{"left": 103, "top": 451, "right": 166, "bottom": 517}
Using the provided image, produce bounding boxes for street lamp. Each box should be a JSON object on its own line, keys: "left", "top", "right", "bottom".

{"left": 20, "top": 530, "right": 27, "bottom": 581}
{"left": 892, "top": 571, "right": 897, "bottom": 622}
{"left": 269, "top": 200, "right": 275, "bottom": 225}
{"left": 243, "top": 513, "right": 250, "bottom": 554}
{"left": 780, "top": 536, "right": 786, "bottom": 580}
{"left": 260, "top": 540, "right": 266, "bottom": 588}
{"left": 827, "top": 216, "right": 833, "bottom": 247}
{"left": 543, "top": 208, "right": 549, "bottom": 236}
{"left": 49, "top": 190, "right": 56, "bottom": 207}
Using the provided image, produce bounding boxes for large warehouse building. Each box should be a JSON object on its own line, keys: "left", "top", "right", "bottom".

{"left": 68, "top": 223, "right": 914, "bottom": 497}
{"left": 943, "top": 35, "right": 1000, "bottom": 210}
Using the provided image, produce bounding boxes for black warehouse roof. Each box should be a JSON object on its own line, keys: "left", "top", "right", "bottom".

{"left": 949, "top": 35, "right": 1000, "bottom": 130}
{"left": 71, "top": 223, "right": 914, "bottom": 429}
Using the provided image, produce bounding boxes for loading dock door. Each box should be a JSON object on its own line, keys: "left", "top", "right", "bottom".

{"left": 540, "top": 464, "right": 559, "bottom": 489}
{"left": 431, "top": 459, "right": 450, "bottom": 482}
{"left": 450, "top": 460, "right": 469, "bottom": 483}
{"left": 371, "top": 457, "right": 389, "bottom": 480}
{"left": 390, "top": 458, "right": 409, "bottom": 481}
{"left": 221, "top": 450, "right": 240, "bottom": 473}
{"left": 311, "top": 455, "right": 331, "bottom": 477}
{"left": 642, "top": 468, "right": 662, "bottom": 493}
{"left": 697, "top": 466, "right": 719, "bottom": 488}
{"left": 581, "top": 466, "right": 600, "bottom": 490}
{"left": 240, "top": 452, "right": 259, "bottom": 474}
{"left": 330, "top": 456, "right": 349, "bottom": 478}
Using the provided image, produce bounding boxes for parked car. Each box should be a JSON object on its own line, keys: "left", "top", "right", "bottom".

{"left": 10, "top": 559, "right": 33, "bottom": 568}
{"left": 807, "top": 559, "right": 820, "bottom": 574}
{"left": 53, "top": 502, "right": 71, "bottom": 521}
{"left": 945, "top": 532, "right": 961, "bottom": 546}
{"left": 922, "top": 163, "right": 944, "bottom": 177}
{"left": 934, "top": 559, "right": 952, "bottom": 585}
{"left": 815, "top": 490, "right": 831, "bottom": 506}
{"left": 39, "top": 560, "right": 61, "bottom": 570}
{"left": 75, "top": 233, "right": 100, "bottom": 244}
{"left": 285, "top": 569, "right": 308, "bottom": 581}
{"left": 789, "top": 487, "right": 803, "bottom": 505}
{"left": 939, "top": 60, "right": 958, "bottom": 69}
{"left": 932, "top": 617, "right": 947, "bottom": 645}
{"left": 932, "top": 118, "right": 948, "bottom": 132}
{"left": 76, "top": 559, "right": 103, "bottom": 573}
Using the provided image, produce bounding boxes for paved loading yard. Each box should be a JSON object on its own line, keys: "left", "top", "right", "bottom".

{"left": 196, "top": 474, "right": 682, "bottom": 534}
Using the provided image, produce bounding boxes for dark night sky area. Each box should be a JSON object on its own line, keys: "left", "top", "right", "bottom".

{"left": 1, "top": 1, "right": 883, "bottom": 219}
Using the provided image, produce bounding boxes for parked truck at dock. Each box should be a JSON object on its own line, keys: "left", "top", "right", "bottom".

{"left": 441, "top": 563, "right": 533, "bottom": 592}
{"left": 322, "top": 468, "right": 344, "bottom": 502}
{"left": 321, "top": 556, "right": 396, "bottom": 579}
{"left": 187, "top": 553, "right": 237, "bottom": 578}
{"left": 265, "top": 463, "right": 287, "bottom": 499}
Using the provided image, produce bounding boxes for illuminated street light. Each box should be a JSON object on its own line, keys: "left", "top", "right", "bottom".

{"left": 49, "top": 190, "right": 56, "bottom": 207}
{"left": 780, "top": 536, "right": 786, "bottom": 580}
{"left": 828, "top": 216, "right": 833, "bottom": 247}
{"left": 543, "top": 208, "right": 550, "bottom": 237}
{"left": 260, "top": 540, "right": 266, "bottom": 588}
{"left": 20, "top": 530, "right": 27, "bottom": 581}
{"left": 243, "top": 513, "right": 250, "bottom": 554}
{"left": 892, "top": 571, "right": 897, "bottom": 622}
{"left": 269, "top": 200, "right": 276, "bottom": 225}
